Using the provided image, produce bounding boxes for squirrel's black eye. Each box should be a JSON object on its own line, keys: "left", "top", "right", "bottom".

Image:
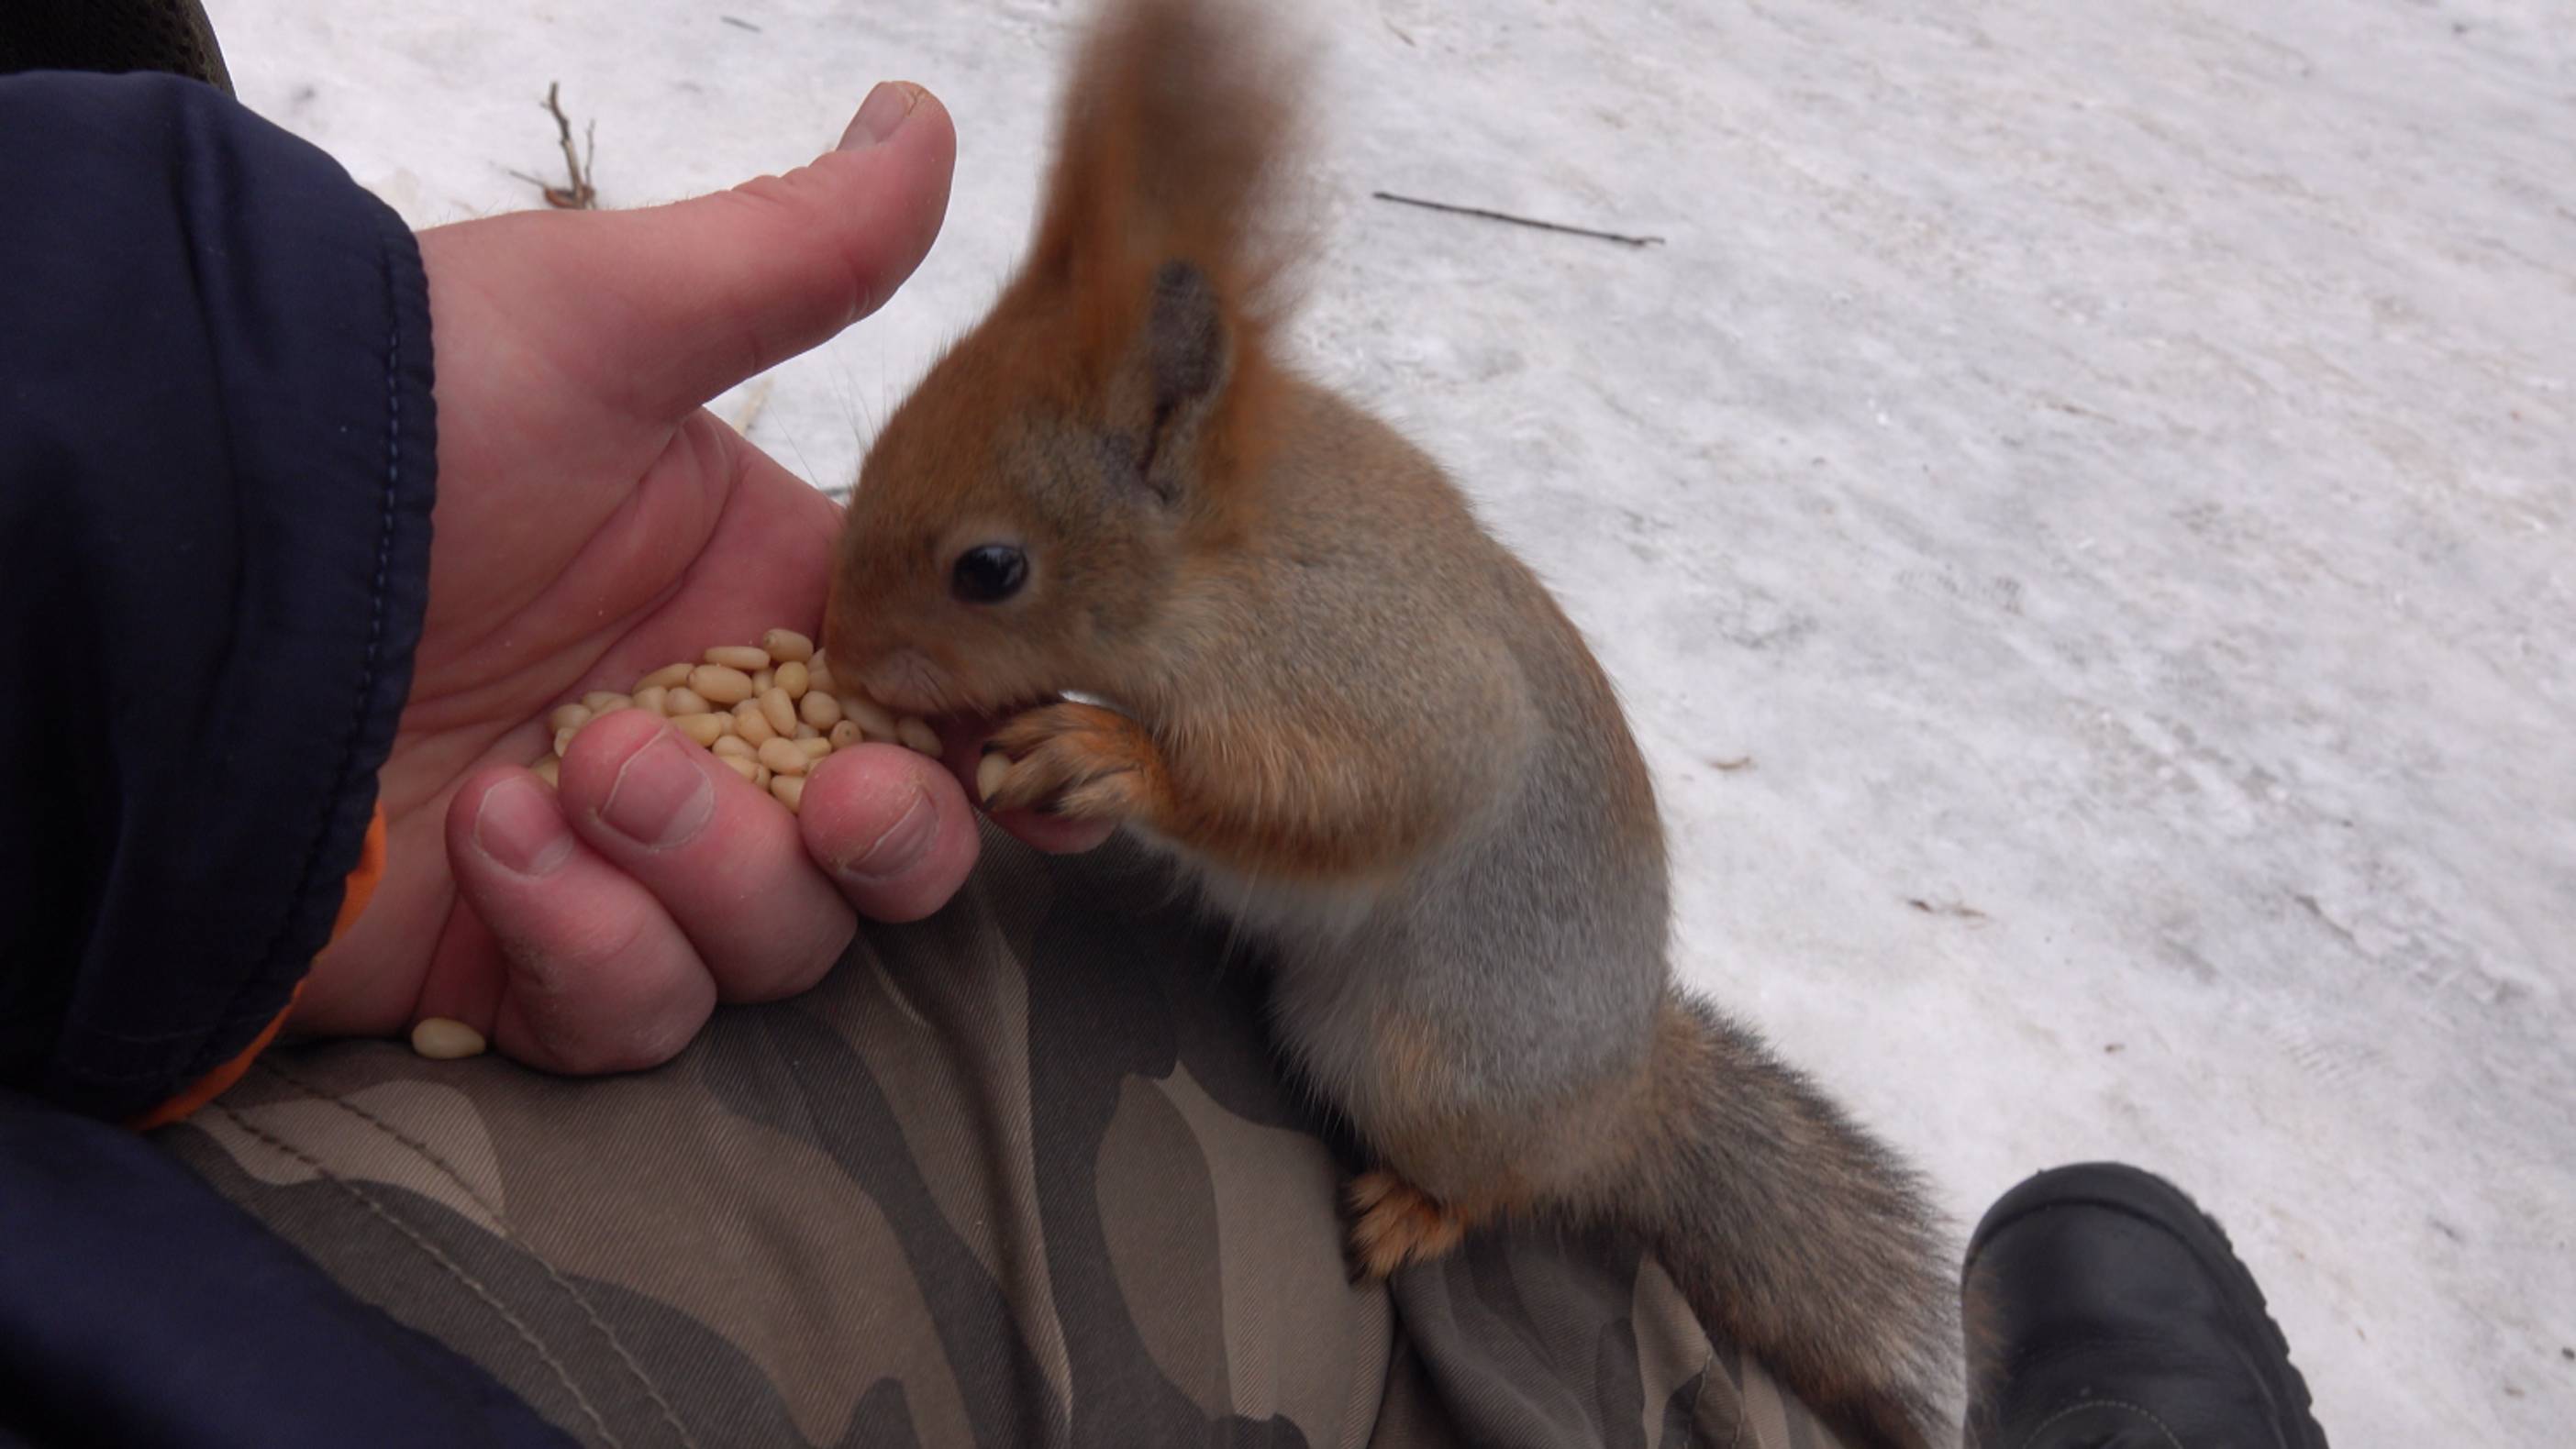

{"left": 950, "top": 544, "right": 1027, "bottom": 603}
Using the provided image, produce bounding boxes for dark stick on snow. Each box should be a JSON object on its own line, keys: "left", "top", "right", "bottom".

{"left": 1371, "top": 191, "right": 1662, "bottom": 248}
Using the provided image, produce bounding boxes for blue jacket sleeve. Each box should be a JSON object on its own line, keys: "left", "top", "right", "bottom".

{"left": 0, "top": 1094, "right": 577, "bottom": 1449}
{"left": 0, "top": 72, "right": 579, "bottom": 1449}
{"left": 0, "top": 71, "right": 436, "bottom": 1123}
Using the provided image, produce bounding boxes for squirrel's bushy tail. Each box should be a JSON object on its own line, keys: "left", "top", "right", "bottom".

{"left": 1028, "top": 0, "right": 1313, "bottom": 365}
{"left": 1611, "top": 991, "right": 1960, "bottom": 1449}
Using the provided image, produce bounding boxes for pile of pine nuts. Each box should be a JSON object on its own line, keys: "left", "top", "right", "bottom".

{"left": 532, "top": 628, "right": 944, "bottom": 815}
{"left": 402, "top": 631, "right": 961, "bottom": 1061}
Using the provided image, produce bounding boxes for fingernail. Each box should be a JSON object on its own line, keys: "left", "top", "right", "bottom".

{"left": 476, "top": 777, "right": 574, "bottom": 878}
{"left": 596, "top": 733, "right": 716, "bottom": 849}
{"left": 836, "top": 784, "right": 937, "bottom": 882}
{"left": 839, "top": 82, "right": 924, "bottom": 150}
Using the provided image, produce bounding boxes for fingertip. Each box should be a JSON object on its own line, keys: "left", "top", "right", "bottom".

{"left": 801, "top": 746, "right": 979, "bottom": 923}
{"left": 447, "top": 760, "right": 575, "bottom": 879}
{"left": 555, "top": 707, "right": 680, "bottom": 802}
{"left": 561, "top": 705, "right": 793, "bottom": 843}
{"left": 992, "top": 808, "right": 1119, "bottom": 856}
{"left": 557, "top": 707, "right": 855, "bottom": 1002}
{"left": 801, "top": 83, "right": 956, "bottom": 317}
{"left": 838, "top": 82, "right": 956, "bottom": 163}
{"left": 446, "top": 761, "right": 518, "bottom": 841}
{"left": 927, "top": 713, "right": 1117, "bottom": 856}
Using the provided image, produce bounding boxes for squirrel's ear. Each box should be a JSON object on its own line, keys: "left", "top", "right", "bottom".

{"left": 1148, "top": 260, "right": 1227, "bottom": 416}
{"left": 1116, "top": 258, "right": 1233, "bottom": 503}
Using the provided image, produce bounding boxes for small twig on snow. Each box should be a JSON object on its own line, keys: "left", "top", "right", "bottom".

{"left": 510, "top": 81, "right": 597, "bottom": 209}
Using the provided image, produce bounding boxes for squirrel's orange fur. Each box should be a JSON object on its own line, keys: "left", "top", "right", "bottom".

{"left": 825, "top": 4, "right": 1960, "bottom": 1443}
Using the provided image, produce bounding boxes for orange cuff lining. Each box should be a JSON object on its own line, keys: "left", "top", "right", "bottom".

{"left": 129, "top": 807, "right": 386, "bottom": 1131}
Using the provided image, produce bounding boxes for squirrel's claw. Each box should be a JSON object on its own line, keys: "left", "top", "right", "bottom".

{"left": 982, "top": 702, "right": 1161, "bottom": 823}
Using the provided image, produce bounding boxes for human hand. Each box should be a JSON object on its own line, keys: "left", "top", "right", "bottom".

{"left": 292, "top": 83, "right": 1108, "bottom": 1072}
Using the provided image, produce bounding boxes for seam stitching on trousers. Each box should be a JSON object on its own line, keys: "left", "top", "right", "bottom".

{"left": 252, "top": 1061, "right": 703, "bottom": 1448}
{"left": 209, "top": 1100, "right": 626, "bottom": 1448}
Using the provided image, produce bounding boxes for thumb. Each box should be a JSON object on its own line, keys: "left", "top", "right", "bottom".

{"left": 498, "top": 82, "right": 958, "bottom": 423}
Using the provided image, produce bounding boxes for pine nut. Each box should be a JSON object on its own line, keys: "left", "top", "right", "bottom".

{"left": 671, "top": 712, "right": 730, "bottom": 747}
{"left": 839, "top": 694, "right": 896, "bottom": 740}
{"left": 976, "top": 752, "right": 1010, "bottom": 803}
{"left": 896, "top": 717, "right": 942, "bottom": 756}
{"left": 410, "top": 1017, "right": 487, "bottom": 1060}
{"left": 761, "top": 687, "right": 799, "bottom": 736}
{"left": 705, "top": 645, "right": 771, "bottom": 671}
{"left": 529, "top": 627, "right": 975, "bottom": 821}
{"left": 690, "top": 664, "right": 755, "bottom": 705}
{"left": 769, "top": 773, "right": 806, "bottom": 813}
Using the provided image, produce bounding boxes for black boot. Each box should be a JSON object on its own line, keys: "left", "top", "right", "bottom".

{"left": 1961, "top": 1162, "right": 2330, "bottom": 1448}
{"left": 0, "top": 2, "right": 234, "bottom": 96}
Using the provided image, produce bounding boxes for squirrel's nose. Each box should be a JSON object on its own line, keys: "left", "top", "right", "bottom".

{"left": 855, "top": 647, "right": 952, "bottom": 717}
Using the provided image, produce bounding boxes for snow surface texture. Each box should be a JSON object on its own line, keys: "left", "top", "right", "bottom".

{"left": 206, "top": 1, "right": 2572, "bottom": 1443}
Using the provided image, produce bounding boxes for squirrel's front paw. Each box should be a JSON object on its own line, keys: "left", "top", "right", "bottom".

{"left": 982, "top": 702, "right": 1163, "bottom": 823}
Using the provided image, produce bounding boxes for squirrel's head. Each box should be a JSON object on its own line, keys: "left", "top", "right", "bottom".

{"left": 823, "top": 0, "right": 1307, "bottom": 717}
{"left": 824, "top": 260, "right": 1260, "bottom": 716}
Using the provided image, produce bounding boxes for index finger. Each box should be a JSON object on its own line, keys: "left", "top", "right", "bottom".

{"left": 558, "top": 710, "right": 856, "bottom": 1002}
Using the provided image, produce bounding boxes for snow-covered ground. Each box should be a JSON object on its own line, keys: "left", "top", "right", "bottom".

{"left": 205, "top": 1, "right": 2573, "bottom": 1443}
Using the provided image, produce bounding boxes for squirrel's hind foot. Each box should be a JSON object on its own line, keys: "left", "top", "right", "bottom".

{"left": 1342, "top": 1168, "right": 1471, "bottom": 1282}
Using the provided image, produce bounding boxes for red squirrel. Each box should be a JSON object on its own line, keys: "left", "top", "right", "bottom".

{"left": 823, "top": 1, "right": 1958, "bottom": 1441}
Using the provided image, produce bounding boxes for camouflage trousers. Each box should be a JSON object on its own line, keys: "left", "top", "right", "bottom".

{"left": 156, "top": 827, "right": 1852, "bottom": 1448}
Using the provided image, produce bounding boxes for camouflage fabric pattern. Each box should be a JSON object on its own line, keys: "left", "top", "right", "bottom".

{"left": 156, "top": 827, "right": 1850, "bottom": 1449}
